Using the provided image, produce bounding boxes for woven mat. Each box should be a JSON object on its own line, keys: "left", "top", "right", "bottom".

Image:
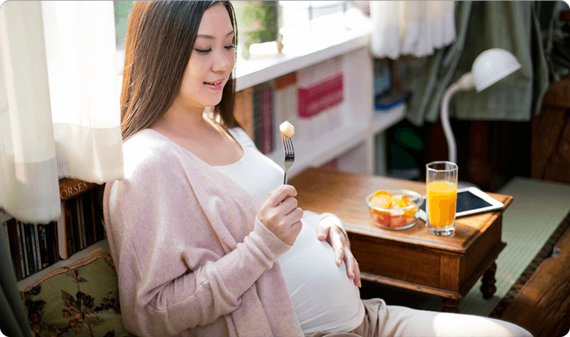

{"left": 489, "top": 211, "right": 570, "bottom": 319}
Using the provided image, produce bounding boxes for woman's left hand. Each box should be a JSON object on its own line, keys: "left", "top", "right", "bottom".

{"left": 316, "top": 220, "right": 362, "bottom": 287}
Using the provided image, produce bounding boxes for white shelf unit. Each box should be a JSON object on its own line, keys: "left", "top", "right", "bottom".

{"left": 237, "top": 8, "right": 405, "bottom": 177}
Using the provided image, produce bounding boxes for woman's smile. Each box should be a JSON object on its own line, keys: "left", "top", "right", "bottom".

{"left": 204, "top": 78, "right": 225, "bottom": 91}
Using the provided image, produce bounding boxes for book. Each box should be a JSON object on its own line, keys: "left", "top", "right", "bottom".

{"left": 47, "top": 221, "right": 58, "bottom": 268}
{"left": 259, "top": 84, "right": 274, "bottom": 155}
{"left": 30, "top": 223, "right": 38, "bottom": 272}
{"left": 69, "top": 197, "right": 80, "bottom": 254}
{"left": 234, "top": 87, "right": 254, "bottom": 140}
{"left": 34, "top": 223, "right": 42, "bottom": 271}
{"left": 57, "top": 202, "right": 69, "bottom": 260}
{"left": 82, "top": 190, "right": 95, "bottom": 247}
{"left": 297, "top": 56, "right": 345, "bottom": 141}
{"left": 77, "top": 195, "right": 86, "bottom": 249}
{"left": 2, "top": 219, "right": 9, "bottom": 255}
{"left": 5, "top": 218, "right": 22, "bottom": 280}
{"left": 93, "top": 186, "right": 105, "bottom": 241}
{"left": 22, "top": 222, "right": 33, "bottom": 275}
{"left": 16, "top": 221, "right": 26, "bottom": 278}
{"left": 38, "top": 224, "right": 48, "bottom": 269}
{"left": 253, "top": 88, "right": 262, "bottom": 150}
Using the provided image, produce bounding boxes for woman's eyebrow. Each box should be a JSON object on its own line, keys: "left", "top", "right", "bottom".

{"left": 197, "top": 30, "right": 234, "bottom": 40}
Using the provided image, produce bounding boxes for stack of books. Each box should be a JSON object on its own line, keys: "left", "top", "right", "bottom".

{"left": 2, "top": 212, "right": 58, "bottom": 281}
{"left": 2, "top": 180, "right": 106, "bottom": 281}
{"left": 58, "top": 183, "right": 106, "bottom": 261}
{"left": 233, "top": 56, "right": 346, "bottom": 152}
{"left": 296, "top": 55, "right": 344, "bottom": 141}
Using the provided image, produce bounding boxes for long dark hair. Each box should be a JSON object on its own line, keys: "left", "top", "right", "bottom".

{"left": 120, "top": 1, "right": 238, "bottom": 141}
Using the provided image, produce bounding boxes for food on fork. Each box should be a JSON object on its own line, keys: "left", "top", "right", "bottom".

{"left": 279, "top": 121, "right": 295, "bottom": 138}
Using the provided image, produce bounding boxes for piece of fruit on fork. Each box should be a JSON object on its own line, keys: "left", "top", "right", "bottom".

{"left": 279, "top": 121, "right": 295, "bottom": 138}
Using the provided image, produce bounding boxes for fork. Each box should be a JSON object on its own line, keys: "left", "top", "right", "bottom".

{"left": 282, "top": 135, "right": 295, "bottom": 184}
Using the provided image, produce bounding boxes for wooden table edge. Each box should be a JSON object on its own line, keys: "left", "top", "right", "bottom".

{"left": 360, "top": 242, "right": 507, "bottom": 301}
{"left": 360, "top": 272, "right": 462, "bottom": 300}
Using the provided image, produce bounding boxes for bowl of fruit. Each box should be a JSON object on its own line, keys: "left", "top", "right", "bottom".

{"left": 366, "top": 189, "right": 423, "bottom": 230}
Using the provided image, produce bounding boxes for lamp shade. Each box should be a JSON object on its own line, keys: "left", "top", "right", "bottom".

{"left": 471, "top": 48, "right": 521, "bottom": 92}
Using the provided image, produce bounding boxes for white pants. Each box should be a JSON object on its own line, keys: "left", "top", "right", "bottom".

{"left": 310, "top": 299, "right": 532, "bottom": 337}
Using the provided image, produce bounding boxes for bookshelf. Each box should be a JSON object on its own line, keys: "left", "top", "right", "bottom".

{"left": 236, "top": 8, "right": 405, "bottom": 178}
{"left": 11, "top": 179, "right": 107, "bottom": 290}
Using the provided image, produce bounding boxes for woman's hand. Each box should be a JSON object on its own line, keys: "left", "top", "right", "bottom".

{"left": 316, "top": 219, "right": 362, "bottom": 287}
{"left": 257, "top": 185, "right": 303, "bottom": 246}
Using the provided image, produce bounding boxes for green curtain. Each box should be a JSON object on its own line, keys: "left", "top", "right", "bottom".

{"left": 404, "top": 1, "right": 557, "bottom": 126}
{"left": 0, "top": 230, "right": 32, "bottom": 337}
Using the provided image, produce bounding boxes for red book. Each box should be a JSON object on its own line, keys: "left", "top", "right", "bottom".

{"left": 298, "top": 73, "right": 344, "bottom": 118}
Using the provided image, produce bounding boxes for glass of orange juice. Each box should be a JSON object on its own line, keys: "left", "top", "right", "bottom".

{"left": 426, "top": 161, "right": 458, "bottom": 236}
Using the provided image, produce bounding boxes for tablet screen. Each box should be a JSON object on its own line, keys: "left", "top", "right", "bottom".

{"left": 420, "top": 190, "right": 493, "bottom": 213}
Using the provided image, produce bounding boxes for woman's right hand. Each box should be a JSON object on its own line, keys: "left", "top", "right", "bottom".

{"left": 257, "top": 185, "right": 303, "bottom": 245}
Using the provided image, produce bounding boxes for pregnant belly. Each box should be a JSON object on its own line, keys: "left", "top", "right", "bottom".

{"left": 279, "top": 222, "right": 362, "bottom": 332}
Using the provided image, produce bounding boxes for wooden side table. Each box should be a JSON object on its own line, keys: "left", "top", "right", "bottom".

{"left": 289, "top": 168, "right": 513, "bottom": 312}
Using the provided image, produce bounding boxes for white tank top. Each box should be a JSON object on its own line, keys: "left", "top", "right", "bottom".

{"left": 213, "top": 128, "right": 364, "bottom": 335}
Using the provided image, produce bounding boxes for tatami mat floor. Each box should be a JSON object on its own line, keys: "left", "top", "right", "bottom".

{"left": 361, "top": 177, "right": 570, "bottom": 317}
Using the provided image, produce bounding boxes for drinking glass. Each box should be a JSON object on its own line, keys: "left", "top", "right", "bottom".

{"left": 426, "top": 161, "right": 458, "bottom": 236}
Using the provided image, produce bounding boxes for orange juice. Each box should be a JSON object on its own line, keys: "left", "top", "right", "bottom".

{"left": 427, "top": 181, "right": 457, "bottom": 227}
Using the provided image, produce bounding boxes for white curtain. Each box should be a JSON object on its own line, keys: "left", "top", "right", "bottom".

{"left": 0, "top": 1, "right": 124, "bottom": 224}
{"left": 370, "top": 1, "right": 456, "bottom": 59}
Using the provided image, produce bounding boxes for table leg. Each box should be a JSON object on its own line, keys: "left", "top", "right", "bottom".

{"left": 441, "top": 298, "right": 461, "bottom": 313}
{"left": 480, "top": 262, "right": 498, "bottom": 299}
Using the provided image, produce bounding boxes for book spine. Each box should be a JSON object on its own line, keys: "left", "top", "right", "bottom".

{"left": 68, "top": 198, "right": 78, "bottom": 255}
{"left": 77, "top": 196, "right": 86, "bottom": 249}
{"left": 30, "top": 223, "right": 38, "bottom": 272}
{"left": 7, "top": 219, "right": 22, "bottom": 280}
{"left": 16, "top": 221, "right": 26, "bottom": 278}
{"left": 37, "top": 224, "right": 46, "bottom": 269}
{"left": 58, "top": 202, "right": 68, "bottom": 260}
{"left": 48, "top": 221, "right": 59, "bottom": 266}
{"left": 2, "top": 220, "right": 10, "bottom": 256}
{"left": 93, "top": 186, "right": 105, "bottom": 242}
{"left": 253, "top": 88, "right": 262, "bottom": 151}
{"left": 265, "top": 86, "right": 274, "bottom": 154}
{"left": 34, "top": 224, "right": 43, "bottom": 271}
{"left": 84, "top": 191, "right": 94, "bottom": 247}
{"left": 259, "top": 86, "right": 268, "bottom": 154}
{"left": 23, "top": 223, "right": 33, "bottom": 276}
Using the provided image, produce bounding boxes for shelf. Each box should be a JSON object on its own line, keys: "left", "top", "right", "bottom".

{"left": 235, "top": 8, "right": 372, "bottom": 92}
{"left": 18, "top": 239, "right": 109, "bottom": 291}
{"left": 372, "top": 103, "right": 407, "bottom": 135}
{"left": 267, "top": 122, "right": 368, "bottom": 178}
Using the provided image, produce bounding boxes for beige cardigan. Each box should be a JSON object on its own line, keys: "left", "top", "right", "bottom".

{"left": 103, "top": 129, "right": 303, "bottom": 337}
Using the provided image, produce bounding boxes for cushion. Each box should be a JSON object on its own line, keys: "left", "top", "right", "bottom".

{"left": 20, "top": 248, "right": 137, "bottom": 337}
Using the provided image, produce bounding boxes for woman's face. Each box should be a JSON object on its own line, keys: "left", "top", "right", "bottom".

{"left": 177, "top": 4, "right": 235, "bottom": 111}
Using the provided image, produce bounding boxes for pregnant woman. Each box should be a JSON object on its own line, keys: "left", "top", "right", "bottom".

{"left": 103, "top": 1, "right": 532, "bottom": 336}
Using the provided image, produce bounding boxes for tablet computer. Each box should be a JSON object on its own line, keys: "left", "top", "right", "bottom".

{"left": 416, "top": 187, "right": 504, "bottom": 222}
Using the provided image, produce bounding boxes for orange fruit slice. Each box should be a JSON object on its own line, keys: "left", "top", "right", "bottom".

{"left": 393, "top": 196, "right": 417, "bottom": 217}
{"left": 373, "top": 190, "right": 391, "bottom": 198}
{"left": 371, "top": 194, "right": 393, "bottom": 209}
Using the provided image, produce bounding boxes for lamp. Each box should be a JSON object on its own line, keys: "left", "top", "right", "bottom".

{"left": 441, "top": 48, "right": 521, "bottom": 163}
